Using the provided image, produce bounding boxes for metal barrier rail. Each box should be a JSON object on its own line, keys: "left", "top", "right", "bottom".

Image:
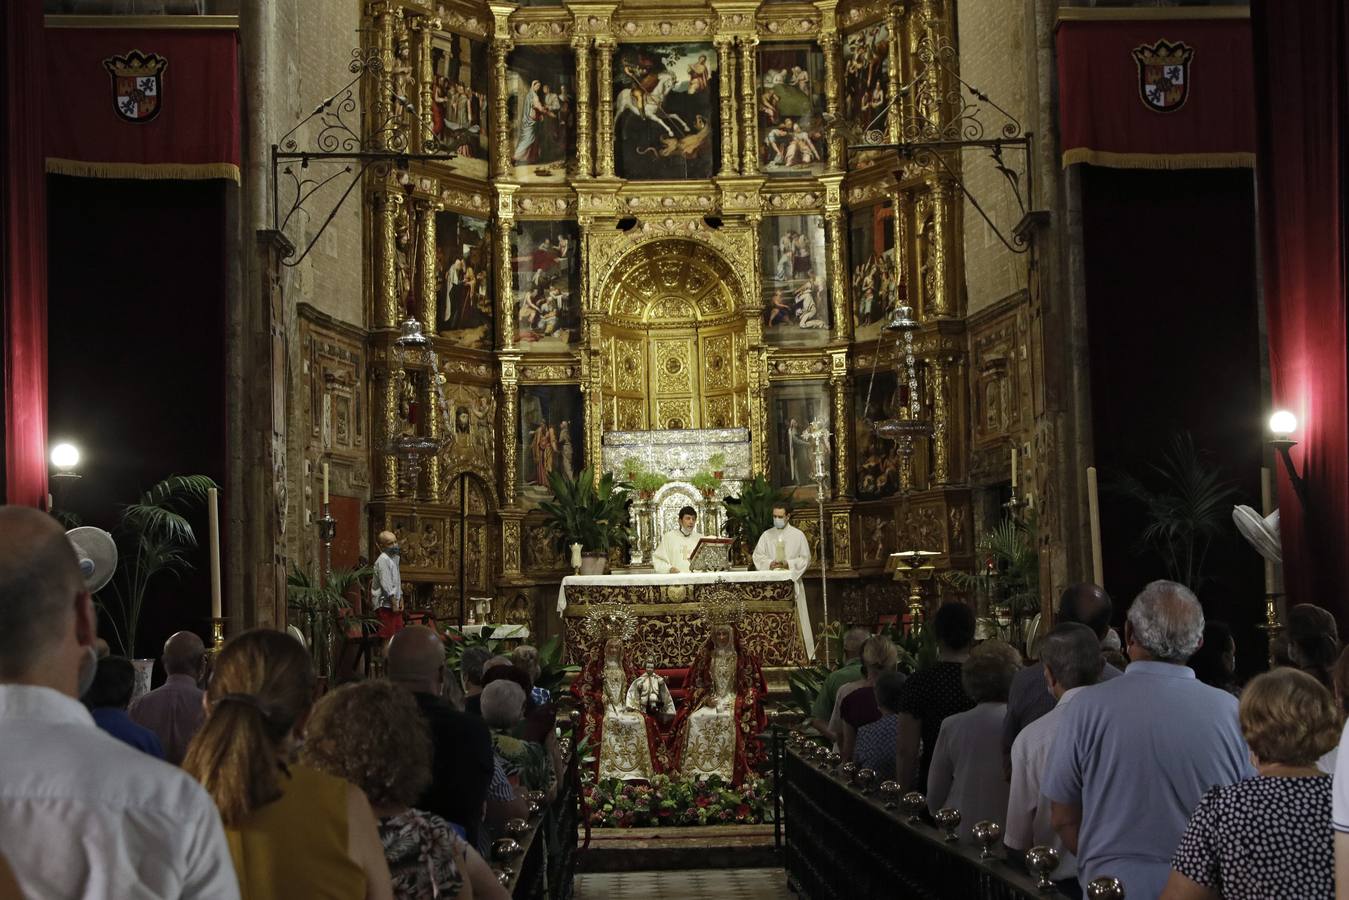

{"left": 491, "top": 717, "right": 582, "bottom": 900}
{"left": 779, "top": 732, "right": 1125, "bottom": 900}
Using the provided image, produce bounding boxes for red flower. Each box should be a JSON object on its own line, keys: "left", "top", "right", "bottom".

{"left": 736, "top": 804, "right": 750, "bottom": 818}
{"left": 695, "top": 795, "right": 711, "bottom": 808}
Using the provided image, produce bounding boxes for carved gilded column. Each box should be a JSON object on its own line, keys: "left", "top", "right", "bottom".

{"left": 423, "top": 371, "right": 441, "bottom": 502}
{"left": 372, "top": 2, "right": 396, "bottom": 150}
{"left": 374, "top": 369, "right": 401, "bottom": 500}
{"left": 571, "top": 35, "right": 592, "bottom": 177}
{"left": 414, "top": 16, "right": 437, "bottom": 152}
{"left": 500, "top": 353, "right": 521, "bottom": 507}
{"left": 738, "top": 37, "right": 759, "bottom": 175}
{"left": 496, "top": 184, "right": 518, "bottom": 349}
{"left": 594, "top": 38, "right": 616, "bottom": 178}
{"left": 715, "top": 36, "right": 736, "bottom": 176}
{"left": 887, "top": 4, "right": 904, "bottom": 146}
{"left": 820, "top": 174, "right": 849, "bottom": 341}
{"left": 818, "top": 30, "right": 843, "bottom": 170}
{"left": 500, "top": 511, "right": 523, "bottom": 577}
{"left": 829, "top": 349, "right": 852, "bottom": 498}
{"left": 930, "top": 176, "right": 958, "bottom": 318}
{"left": 930, "top": 356, "right": 950, "bottom": 485}
{"left": 417, "top": 198, "right": 438, "bottom": 333}
{"left": 491, "top": 40, "right": 514, "bottom": 177}
{"left": 373, "top": 188, "right": 401, "bottom": 329}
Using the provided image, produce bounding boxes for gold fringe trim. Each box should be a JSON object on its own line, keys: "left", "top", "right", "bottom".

{"left": 45, "top": 157, "right": 240, "bottom": 183}
{"left": 1061, "top": 148, "right": 1255, "bottom": 170}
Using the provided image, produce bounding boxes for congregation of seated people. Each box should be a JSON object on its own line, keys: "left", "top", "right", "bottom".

{"left": 0, "top": 505, "right": 556, "bottom": 899}
{"left": 822, "top": 580, "right": 1349, "bottom": 899}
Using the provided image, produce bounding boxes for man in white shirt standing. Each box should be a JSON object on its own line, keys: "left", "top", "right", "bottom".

{"left": 373, "top": 529, "right": 403, "bottom": 612}
{"left": 652, "top": 505, "right": 701, "bottom": 574}
{"left": 1005, "top": 622, "right": 1103, "bottom": 894}
{"left": 0, "top": 505, "right": 239, "bottom": 899}
{"left": 751, "top": 503, "right": 815, "bottom": 659}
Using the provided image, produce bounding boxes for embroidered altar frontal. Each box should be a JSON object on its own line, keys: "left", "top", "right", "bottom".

{"left": 559, "top": 573, "right": 807, "bottom": 667}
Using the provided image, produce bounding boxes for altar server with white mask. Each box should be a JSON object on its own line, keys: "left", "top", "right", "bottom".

{"left": 752, "top": 504, "right": 815, "bottom": 659}
{"left": 652, "top": 506, "right": 702, "bottom": 574}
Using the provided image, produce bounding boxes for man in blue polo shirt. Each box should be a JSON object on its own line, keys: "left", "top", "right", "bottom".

{"left": 1043, "top": 580, "right": 1253, "bottom": 898}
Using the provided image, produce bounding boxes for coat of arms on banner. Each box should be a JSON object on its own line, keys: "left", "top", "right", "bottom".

{"left": 1131, "top": 39, "right": 1194, "bottom": 113}
{"left": 102, "top": 50, "right": 168, "bottom": 123}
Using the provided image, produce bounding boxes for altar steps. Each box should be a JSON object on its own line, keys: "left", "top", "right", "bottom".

{"left": 574, "top": 867, "right": 792, "bottom": 899}
{"left": 577, "top": 824, "right": 779, "bottom": 873}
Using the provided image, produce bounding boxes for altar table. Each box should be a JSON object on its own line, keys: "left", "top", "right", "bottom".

{"left": 557, "top": 571, "right": 808, "bottom": 668}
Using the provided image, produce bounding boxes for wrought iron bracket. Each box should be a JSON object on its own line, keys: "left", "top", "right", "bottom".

{"left": 269, "top": 47, "right": 458, "bottom": 268}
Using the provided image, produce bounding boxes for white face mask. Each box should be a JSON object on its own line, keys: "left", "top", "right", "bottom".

{"left": 773, "top": 517, "right": 787, "bottom": 529}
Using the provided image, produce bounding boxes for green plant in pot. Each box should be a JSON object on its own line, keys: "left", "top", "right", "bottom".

{"left": 629, "top": 462, "right": 668, "bottom": 500}
{"left": 723, "top": 474, "right": 788, "bottom": 564}
{"left": 539, "top": 467, "right": 634, "bottom": 574}
{"left": 689, "top": 469, "right": 721, "bottom": 499}
{"left": 286, "top": 564, "right": 377, "bottom": 683}
{"left": 707, "top": 452, "right": 727, "bottom": 480}
{"left": 101, "top": 474, "right": 217, "bottom": 662}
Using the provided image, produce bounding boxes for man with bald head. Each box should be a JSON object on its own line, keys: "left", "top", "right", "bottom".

{"left": 130, "top": 630, "right": 206, "bottom": 764}
{"left": 1003, "top": 582, "right": 1121, "bottom": 756}
{"left": 0, "top": 506, "right": 238, "bottom": 898}
{"left": 1043, "top": 580, "right": 1253, "bottom": 897}
{"left": 387, "top": 625, "right": 525, "bottom": 848}
{"left": 373, "top": 529, "right": 403, "bottom": 612}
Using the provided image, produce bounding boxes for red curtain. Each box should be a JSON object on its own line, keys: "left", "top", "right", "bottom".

{"left": 2, "top": 0, "right": 48, "bottom": 509}
{"left": 1253, "top": 0, "right": 1349, "bottom": 623}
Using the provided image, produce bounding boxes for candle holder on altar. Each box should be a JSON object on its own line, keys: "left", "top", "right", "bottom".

{"left": 209, "top": 617, "right": 226, "bottom": 652}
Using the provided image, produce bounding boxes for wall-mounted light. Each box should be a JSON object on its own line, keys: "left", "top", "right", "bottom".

{"left": 1267, "top": 410, "right": 1307, "bottom": 506}
{"left": 50, "top": 442, "right": 82, "bottom": 479}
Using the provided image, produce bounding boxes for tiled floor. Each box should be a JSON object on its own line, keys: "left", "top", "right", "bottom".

{"left": 573, "top": 868, "right": 793, "bottom": 899}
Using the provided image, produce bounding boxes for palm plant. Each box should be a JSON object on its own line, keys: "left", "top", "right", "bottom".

{"left": 1109, "top": 432, "right": 1238, "bottom": 592}
{"left": 948, "top": 512, "right": 1041, "bottom": 617}
{"left": 286, "top": 564, "right": 376, "bottom": 682}
{"left": 722, "top": 475, "right": 787, "bottom": 555}
{"left": 102, "top": 474, "right": 217, "bottom": 657}
{"left": 538, "top": 467, "right": 634, "bottom": 555}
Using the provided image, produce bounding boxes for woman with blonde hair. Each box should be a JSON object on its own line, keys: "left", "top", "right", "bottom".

{"left": 303, "top": 680, "right": 509, "bottom": 900}
{"left": 183, "top": 629, "right": 392, "bottom": 899}
{"left": 1163, "top": 668, "right": 1337, "bottom": 899}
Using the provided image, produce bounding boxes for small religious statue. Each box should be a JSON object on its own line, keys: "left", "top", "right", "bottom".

{"left": 570, "top": 607, "right": 671, "bottom": 781}
{"left": 672, "top": 610, "right": 767, "bottom": 786}
{"left": 627, "top": 657, "right": 676, "bottom": 724}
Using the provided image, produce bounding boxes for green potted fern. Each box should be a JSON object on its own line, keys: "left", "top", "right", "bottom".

{"left": 723, "top": 475, "right": 787, "bottom": 565}
{"left": 539, "top": 467, "right": 634, "bottom": 574}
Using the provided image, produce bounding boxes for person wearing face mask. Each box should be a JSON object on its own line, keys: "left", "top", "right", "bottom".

{"left": 652, "top": 505, "right": 701, "bottom": 574}
{"left": 373, "top": 530, "right": 404, "bottom": 637}
{"left": 751, "top": 503, "right": 816, "bottom": 659}
{"left": 0, "top": 506, "right": 240, "bottom": 898}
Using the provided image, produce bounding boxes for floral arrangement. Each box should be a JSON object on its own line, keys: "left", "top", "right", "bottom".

{"left": 584, "top": 774, "right": 775, "bottom": 828}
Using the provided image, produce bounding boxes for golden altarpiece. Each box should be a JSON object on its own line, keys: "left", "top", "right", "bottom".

{"left": 351, "top": 0, "right": 1002, "bottom": 645}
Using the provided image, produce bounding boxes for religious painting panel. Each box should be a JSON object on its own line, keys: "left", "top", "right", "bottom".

{"left": 507, "top": 47, "right": 577, "bottom": 182}
{"left": 849, "top": 201, "right": 896, "bottom": 342}
{"left": 518, "top": 385, "right": 583, "bottom": 505}
{"left": 430, "top": 31, "right": 490, "bottom": 180}
{"left": 855, "top": 370, "right": 902, "bottom": 499}
{"left": 434, "top": 210, "right": 493, "bottom": 350}
{"left": 761, "top": 214, "right": 830, "bottom": 345}
{"left": 842, "top": 22, "right": 890, "bottom": 164}
{"left": 512, "top": 221, "right": 581, "bottom": 350}
{"left": 613, "top": 43, "right": 719, "bottom": 181}
{"left": 758, "top": 43, "right": 827, "bottom": 176}
{"left": 769, "top": 382, "right": 831, "bottom": 499}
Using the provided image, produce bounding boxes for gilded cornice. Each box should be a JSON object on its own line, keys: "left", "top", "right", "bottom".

{"left": 768, "top": 353, "right": 832, "bottom": 379}
{"left": 762, "top": 189, "right": 826, "bottom": 213}
{"left": 839, "top": 0, "right": 893, "bottom": 30}
{"left": 514, "top": 190, "right": 579, "bottom": 219}
{"left": 507, "top": 10, "right": 574, "bottom": 43}
{"left": 759, "top": 6, "right": 824, "bottom": 40}
{"left": 612, "top": 12, "right": 714, "bottom": 39}
{"left": 431, "top": 1, "right": 490, "bottom": 37}
{"left": 518, "top": 362, "right": 583, "bottom": 382}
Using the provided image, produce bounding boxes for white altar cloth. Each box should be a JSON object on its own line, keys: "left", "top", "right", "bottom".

{"left": 558, "top": 570, "right": 814, "bottom": 660}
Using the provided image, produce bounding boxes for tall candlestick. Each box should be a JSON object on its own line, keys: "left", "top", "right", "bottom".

{"left": 207, "top": 487, "right": 222, "bottom": 620}
{"left": 1261, "top": 466, "right": 1275, "bottom": 595}
{"left": 322, "top": 462, "right": 330, "bottom": 506}
{"left": 1086, "top": 467, "right": 1104, "bottom": 588}
{"left": 1010, "top": 447, "right": 1018, "bottom": 488}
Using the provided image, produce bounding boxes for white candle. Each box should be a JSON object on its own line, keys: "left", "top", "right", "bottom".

{"left": 207, "top": 487, "right": 222, "bottom": 619}
{"left": 774, "top": 538, "right": 786, "bottom": 565}
{"left": 1261, "top": 466, "right": 1275, "bottom": 594}
{"left": 322, "top": 462, "right": 330, "bottom": 506}
{"left": 1086, "top": 467, "right": 1104, "bottom": 588}
{"left": 1011, "top": 447, "right": 1018, "bottom": 488}
{"left": 570, "top": 542, "right": 583, "bottom": 569}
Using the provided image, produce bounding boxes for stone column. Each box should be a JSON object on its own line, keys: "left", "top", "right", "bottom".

{"left": 500, "top": 353, "right": 521, "bottom": 506}
{"left": 594, "top": 38, "right": 616, "bottom": 178}
{"left": 738, "top": 37, "right": 759, "bottom": 174}
{"left": 373, "top": 188, "right": 401, "bottom": 329}
{"left": 715, "top": 36, "right": 737, "bottom": 176}
{"left": 571, "top": 35, "right": 592, "bottom": 178}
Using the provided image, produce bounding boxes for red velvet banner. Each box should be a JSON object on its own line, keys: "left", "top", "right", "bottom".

{"left": 1056, "top": 14, "right": 1255, "bottom": 169}
{"left": 4, "top": 0, "right": 49, "bottom": 509}
{"left": 1253, "top": 0, "right": 1349, "bottom": 626}
{"left": 44, "top": 26, "right": 239, "bottom": 182}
